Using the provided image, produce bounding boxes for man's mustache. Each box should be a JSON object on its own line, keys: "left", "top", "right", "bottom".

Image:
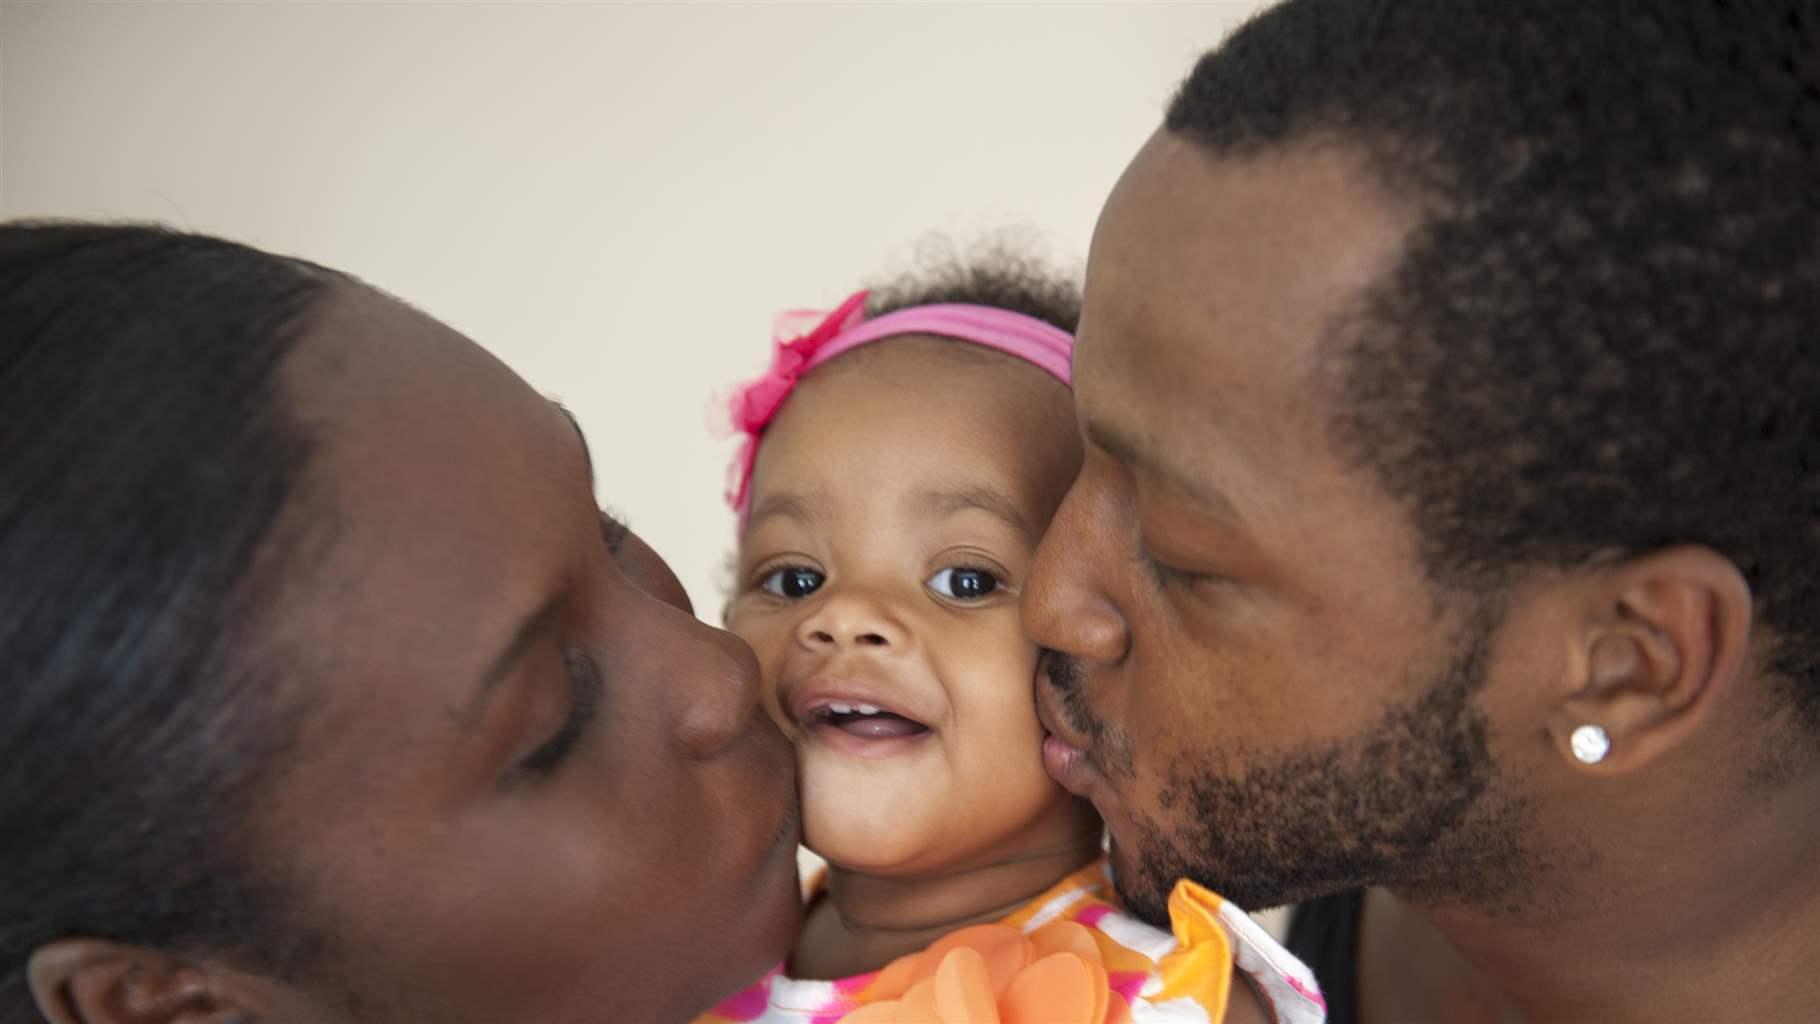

{"left": 1038, "top": 648, "right": 1105, "bottom": 744}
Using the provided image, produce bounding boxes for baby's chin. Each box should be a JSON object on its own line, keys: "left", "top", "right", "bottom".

{"left": 797, "top": 768, "right": 946, "bottom": 874}
{"left": 802, "top": 811, "right": 943, "bottom": 876}
{"left": 799, "top": 773, "right": 1081, "bottom": 881}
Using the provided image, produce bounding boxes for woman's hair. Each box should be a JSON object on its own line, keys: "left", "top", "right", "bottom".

{"left": 0, "top": 222, "right": 334, "bottom": 1013}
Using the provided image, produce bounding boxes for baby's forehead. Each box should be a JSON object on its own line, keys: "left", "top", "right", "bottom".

{"left": 746, "top": 337, "right": 1081, "bottom": 539}
{"left": 759, "top": 479, "right": 1040, "bottom": 539}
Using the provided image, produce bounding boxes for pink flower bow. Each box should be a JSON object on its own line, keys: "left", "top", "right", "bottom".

{"left": 724, "top": 289, "right": 871, "bottom": 518}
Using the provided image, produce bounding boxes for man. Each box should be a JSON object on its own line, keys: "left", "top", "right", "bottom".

{"left": 1023, "top": 1, "right": 1820, "bottom": 1021}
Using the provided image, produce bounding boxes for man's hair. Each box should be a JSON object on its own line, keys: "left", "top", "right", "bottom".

{"left": 0, "top": 222, "right": 333, "bottom": 1014}
{"left": 1167, "top": 0, "right": 1820, "bottom": 731}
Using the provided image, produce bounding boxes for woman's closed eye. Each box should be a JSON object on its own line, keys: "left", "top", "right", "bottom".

{"left": 759, "top": 566, "right": 825, "bottom": 599}
{"left": 513, "top": 649, "right": 604, "bottom": 781}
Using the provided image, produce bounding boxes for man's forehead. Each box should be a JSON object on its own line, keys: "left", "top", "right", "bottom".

{"left": 1125, "top": 141, "right": 1405, "bottom": 314}
{"left": 1079, "top": 410, "right": 1246, "bottom": 527}
{"left": 1081, "top": 136, "right": 1416, "bottom": 442}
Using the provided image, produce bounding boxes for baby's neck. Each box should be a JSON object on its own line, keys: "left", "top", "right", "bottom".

{"left": 789, "top": 833, "right": 1103, "bottom": 981}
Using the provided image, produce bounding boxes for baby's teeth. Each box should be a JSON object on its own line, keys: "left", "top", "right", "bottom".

{"left": 857, "top": 704, "right": 881, "bottom": 715}
{"left": 829, "top": 701, "right": 854, "bottom": 714}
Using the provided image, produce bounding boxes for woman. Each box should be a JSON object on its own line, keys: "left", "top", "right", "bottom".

{"left": 0, "top": 223, "right": 801, "bottom": 1023}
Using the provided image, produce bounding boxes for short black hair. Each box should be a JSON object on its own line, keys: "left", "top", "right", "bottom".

{"left": 0, "top": 222, "right": 334, "bottom": 1014}
{"left": 1167, "top": 0, "right": 1820, "bottom": 732}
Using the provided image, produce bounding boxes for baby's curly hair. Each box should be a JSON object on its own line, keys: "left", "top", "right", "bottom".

{"left": 865, "top": 239, "right": 1080, "bottom": 334}
{"left": 718, "top": 240, "right": 1081, "bottom": 615}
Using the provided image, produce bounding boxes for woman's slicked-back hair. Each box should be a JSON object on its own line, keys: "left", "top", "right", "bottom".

{"left": 0, "top": 222, "right": 334, "bottom": 1013}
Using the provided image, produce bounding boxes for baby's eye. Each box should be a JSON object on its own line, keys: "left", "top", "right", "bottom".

{"left": 759, "top": 567, "right": 825, "bottom": 599}
{"left": 926, "top": 567, "right": 1000, "bottom": 601}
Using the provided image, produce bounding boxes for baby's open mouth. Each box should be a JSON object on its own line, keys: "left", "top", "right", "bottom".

{"left": 802, "top": 700, "right": 930, "bottom": 740}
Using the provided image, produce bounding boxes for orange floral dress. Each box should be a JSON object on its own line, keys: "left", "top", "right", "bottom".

{"left": 695, "top": 858, "right": 1325, "bottom": 1024}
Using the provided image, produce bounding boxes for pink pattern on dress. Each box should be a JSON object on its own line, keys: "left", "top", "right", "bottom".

{"left": 1289, "top": 974, "right": 1328, "bottom": 1009}
{"left": 1074, "top": 904, "right": 1113, "bottom": 928}
{"left": 1108, "top": 969, "right": 1149, "bottom": 1007}
{"left": 706, "top": 969, "right": 776, "bottom": 1021}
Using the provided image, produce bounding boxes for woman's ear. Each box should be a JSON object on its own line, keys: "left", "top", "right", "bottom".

{"left": 1550, "top": 545, "right": 1753, "bottom": 773}
{"left": 28, "top": 939, "right": 252, "bottom": 1024}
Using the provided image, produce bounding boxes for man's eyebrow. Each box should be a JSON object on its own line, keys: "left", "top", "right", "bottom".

{"left": 746, "top": 493, "right": 816, "bottom": 532}
{"left": 460, "top": 586, "right": 569, "bottom": 729}
{"left": 1084, "top": 418, "right": 1243, "bottom": 524}
{"left": 919, "top": 485, "right": 1036, "bottom": 543}
{"left": 550, "top": 399, "right": 594, "bottom": 487}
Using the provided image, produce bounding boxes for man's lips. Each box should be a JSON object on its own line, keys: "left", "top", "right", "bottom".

{"left": 1034, "top": 680, "right": 1100, "bottom": 798}
{"left": 1032, "top": 671, "right": 1087, "bottom": 749}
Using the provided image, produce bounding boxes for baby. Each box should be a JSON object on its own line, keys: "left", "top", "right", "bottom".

{"left": 699, "top": 256, "right": 1324, "bottom": 1024}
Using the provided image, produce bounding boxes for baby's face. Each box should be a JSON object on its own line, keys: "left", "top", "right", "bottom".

{"left": 728, "top": 337, "right": 1090, "bottom": 874}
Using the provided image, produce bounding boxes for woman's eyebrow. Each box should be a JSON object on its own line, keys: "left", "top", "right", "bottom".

{"left": 550, "top": 398, "right": 594, "bottom": 487}
{"left": 550, "top": 400, "right": 630, "bottom": 557}
{"left": 459, "top": 586, "right": 569, "bottom": 729}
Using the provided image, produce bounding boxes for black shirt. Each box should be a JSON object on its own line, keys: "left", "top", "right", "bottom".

{"left": 1283, "top": 889, "right": 1365, "bottom": 1024}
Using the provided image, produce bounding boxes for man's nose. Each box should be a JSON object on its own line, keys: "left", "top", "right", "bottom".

{"left": 1024, "top": 474, "right": 1130, "bottom": 664}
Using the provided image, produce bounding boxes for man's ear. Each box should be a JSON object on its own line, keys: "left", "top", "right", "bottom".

{"left": 1550, "top": 545, "right": 1753, "bottom": 773}
{"left": 28, "top": 938, "right": 253, "bottom": 1024}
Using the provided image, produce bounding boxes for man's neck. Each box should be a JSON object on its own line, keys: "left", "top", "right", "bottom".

{"left": 790, "top": 830, "right": 1102, "bottom": 981}
{"left": 1358, "top": 778, "right": 1820, "bottom": 1024}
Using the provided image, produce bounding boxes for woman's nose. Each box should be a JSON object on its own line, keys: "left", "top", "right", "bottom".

{"left": 795, "top": 586, "right": 905, "bottom": 653}
{"left": 1023, "top": 474, "right": 1130, "bottom": 664}
{"left": 674, "top": 613, "right": 768, "bottom": 759}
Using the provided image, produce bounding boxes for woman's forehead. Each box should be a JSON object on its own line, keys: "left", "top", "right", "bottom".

{"left": 269, "top": 287, "right": 596, "bottom": 728}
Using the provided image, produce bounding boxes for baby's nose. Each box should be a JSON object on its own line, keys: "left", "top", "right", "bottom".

{"left": 796, "top": 589, "right": 903, "bottom": 651}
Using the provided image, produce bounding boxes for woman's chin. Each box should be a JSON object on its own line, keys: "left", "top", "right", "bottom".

{"left": 728, "top": 794, "right": 805, "bottom": 944}
{"left": 753, "top": 867, "right": 805, "bottom": 965}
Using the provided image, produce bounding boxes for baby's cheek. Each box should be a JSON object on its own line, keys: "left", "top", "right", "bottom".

{"left": 964, "top": 669, "right": 1057, "bottom": 768}
{"left": 967, "top": 638, "right": 1047, "bottom": 722}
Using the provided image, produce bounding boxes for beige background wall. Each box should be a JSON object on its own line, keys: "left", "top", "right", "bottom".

{"left": 0, "top": 0, "right": 1265, "bottom": 612}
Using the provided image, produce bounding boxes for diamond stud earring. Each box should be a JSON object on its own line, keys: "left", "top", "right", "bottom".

{"left": 1571, "top": 724, "right": 1611, "bottom": 764}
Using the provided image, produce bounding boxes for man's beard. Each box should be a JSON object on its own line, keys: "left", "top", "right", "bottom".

{"left": 1043, "top": 607, "right": 1530, "bottom": 924}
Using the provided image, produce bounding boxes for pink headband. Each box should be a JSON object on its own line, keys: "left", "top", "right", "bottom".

{"left": 724, "top": 288, "right": 1074, "bottom": 524}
